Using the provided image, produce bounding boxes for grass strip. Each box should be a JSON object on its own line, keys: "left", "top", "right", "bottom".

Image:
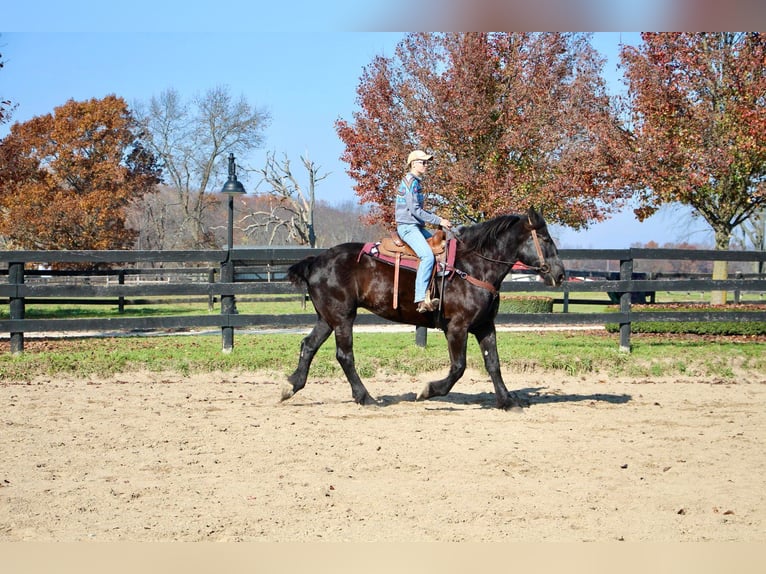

{"left": 2, "top": 330, "right": 764, "bottom": 382}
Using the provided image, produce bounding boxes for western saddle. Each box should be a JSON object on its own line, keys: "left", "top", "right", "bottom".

{"left": 376, "top": 229, "right": 448, "bottom": 310}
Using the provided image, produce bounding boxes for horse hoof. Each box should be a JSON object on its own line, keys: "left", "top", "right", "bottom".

{"left": 280, "top": 383, "right": 295, "bottom": 402}
{"left": 501, "top": 396, "right": 528, "bottom": 411}
{"left": 416, "top": 384, "right": 430, "bottom": 401}
{"left": 356, "top": 393, "right": 378, "bottom": 406}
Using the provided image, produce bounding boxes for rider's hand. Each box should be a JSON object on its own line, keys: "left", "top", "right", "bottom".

{"left": 440, "top": 218, "right": 452, "bottom": 229}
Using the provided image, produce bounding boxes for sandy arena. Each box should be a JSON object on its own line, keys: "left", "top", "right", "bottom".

{"left": 1, "top": 367, "right": 764, "bottom": 542}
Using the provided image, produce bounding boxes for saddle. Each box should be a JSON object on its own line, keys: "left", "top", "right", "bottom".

{"left": 379, "top": 229, "right": 447, "bottom": 259}
{"left": 359, "top": 229, "right": 453, "bottom": 310}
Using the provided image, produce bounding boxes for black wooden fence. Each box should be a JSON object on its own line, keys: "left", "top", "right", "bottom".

{"left": 2, "top": 247, "right": 765, "bottom": 354}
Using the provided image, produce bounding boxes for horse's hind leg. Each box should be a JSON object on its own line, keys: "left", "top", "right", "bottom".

{"left": 334, "top": 320, "right": 375, "bottom": 406}
{"left": 282, "top": 317, "right": 333, "bottom": 401}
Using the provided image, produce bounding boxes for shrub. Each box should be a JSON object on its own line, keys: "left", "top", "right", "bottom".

{"left": 498, "top": 295, "right": 554, "bottom": 314}
{"left": 605, "top": 303, "right": 766, "bottom": 335}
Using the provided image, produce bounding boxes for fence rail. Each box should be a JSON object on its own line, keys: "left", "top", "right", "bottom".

{"left": 2, "top": 247, "right": 765, "bottom": 354}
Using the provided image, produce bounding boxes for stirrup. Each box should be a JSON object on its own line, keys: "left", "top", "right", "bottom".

{"left": 416, "top": 298, "right": 439, "bottom": 313}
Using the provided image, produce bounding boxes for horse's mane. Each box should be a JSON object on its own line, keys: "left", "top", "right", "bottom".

{"left": 455, "top": 214, "right": 522, "bottom": 253}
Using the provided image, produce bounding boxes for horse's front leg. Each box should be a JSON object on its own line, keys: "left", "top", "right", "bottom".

{"left": 474, "top": 323, "right": 527, "bottom": 410}
{"left": 417, "top": 326, "right": 468, "bottom": 401}
{"left": 283, "top": 317, "right": 333, "bottom": 401}
{"left": 334, "top": 321, "right": 376, "bottom": 406}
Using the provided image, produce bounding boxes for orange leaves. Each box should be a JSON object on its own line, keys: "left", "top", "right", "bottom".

{"left": 0, "top": 95, "right": 160, "bottom": 252}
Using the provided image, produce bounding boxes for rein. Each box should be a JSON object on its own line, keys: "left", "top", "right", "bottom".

{"left": 444, "top": 218, "right": 551, "bottom": 297}
{"left": 453, "top": 219, "right": 550, "bottom": 273}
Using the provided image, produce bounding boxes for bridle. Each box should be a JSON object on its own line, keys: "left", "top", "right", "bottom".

{"left": 440, "top": 217, "right": 551, "bottom": 299}
{"left": 453, "top": 216, "right": 551, "bottom": 274}
{"left": 526, "top": 225, "right": 551, "bottom": 275}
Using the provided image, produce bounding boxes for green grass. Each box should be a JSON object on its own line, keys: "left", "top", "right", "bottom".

{"left": 2, "top": 330, "right": 764, "bottom": 382}
{"left": 3, "top": 291, "right": 764, "bottom": 382}
{"left": 0, "top": 295, "right": 317, "bottom": 320}
{"left": 5, "top": 290, "right": 762, "bottom": 320}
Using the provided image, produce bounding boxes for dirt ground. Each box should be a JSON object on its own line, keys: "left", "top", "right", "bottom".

{"left": 1, "top": 366, "right": 765, "bottom": 542}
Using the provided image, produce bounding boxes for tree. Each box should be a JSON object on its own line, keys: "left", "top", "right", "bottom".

{"left": 0, "top": 95, "right": 160, "bottom": 253}
{"left": 314, "top": 200, "right": 386, "bottom": 247}
{"left": 237, "top": 195, "right": 383, "bottom": 247}
{"left": 133, "top": 86, "right": 269, "bottom": 249}
{"left": 124, "top": 184, "right": 182, "bottom": 251}
{"left": 336, "top": 32, "right": 631, "bottom": 228}
{"left": 243, "top": 152, "right": 328, "bottom": 247}
{"left": 620, "top": 33, "right": 766, "bottom": 304}
{"left": 0, "top": 49, "right": 15, "bottom": 126}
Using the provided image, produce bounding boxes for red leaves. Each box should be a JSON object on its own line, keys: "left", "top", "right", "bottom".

{"left": 620, "top": 33, "right": 766, "bottom": 236}
{"left": 336, "top": 33, "right": 633, "bottom": 228}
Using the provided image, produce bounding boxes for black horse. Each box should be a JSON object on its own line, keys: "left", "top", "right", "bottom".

{"left": 284, "top": 208, "right": 566, "bottom": 409}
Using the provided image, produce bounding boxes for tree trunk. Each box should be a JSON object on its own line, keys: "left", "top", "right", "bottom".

{"left": 710, "top": 229, "right": 731, "bottom": 306}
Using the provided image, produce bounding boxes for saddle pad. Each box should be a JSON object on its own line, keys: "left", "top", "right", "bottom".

{"left": 359, "top": 242, "right": 420, "bottom": 271}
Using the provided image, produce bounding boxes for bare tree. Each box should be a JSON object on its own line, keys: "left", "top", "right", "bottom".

{"left": 314, "top": 201, "right": 385, "bottom": 247}
{"left": 243, "top": 152, "right": 328, "bottom": 247}
{"left": 133, "top": 87, "right": 269, "bottom": 248}
{"left": 0, "top": 58, "right": 14, "bottom": 125}
{"left": 125, "top": 185, "right": 184, "bottom": 250}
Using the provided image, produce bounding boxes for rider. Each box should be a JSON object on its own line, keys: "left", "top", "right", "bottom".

{"left": 395, "top": 150, "right": 452, "bottom": 313}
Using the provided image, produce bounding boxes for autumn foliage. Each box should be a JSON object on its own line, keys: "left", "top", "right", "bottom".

{"left": 620, "top": 33, "right": 766, "bottom": 250}
{"left": 0, "top": 95, "right": 160, "bottom": 251}
{"left": 336, "top": 33, "right": 631, "bottom": 228}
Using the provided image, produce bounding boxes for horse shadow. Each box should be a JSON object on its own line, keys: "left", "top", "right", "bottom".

{"left": 375, "top": 387, "right": 632, "bottom": 410}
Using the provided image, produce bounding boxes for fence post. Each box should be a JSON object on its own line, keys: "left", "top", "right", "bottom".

{"left": 208, "top": 268, "right": 216, "bottom": 312}
{"left": 619, "top": 257, "right": 633, "bottom": 353}
{"left": 562, "top": 270, "right": 570, "bottom": 313}
{"left": 415, "top": 325, "right": 427, "bottom": 347}
{"left": 8, "top": 262, "right": 25, "bottom": 354}
{"left": 118, "top": 270, "right": 125, "bottom": 313}
{"left": 734, "top": 271, "right": 742, "bottom": 304}
{"left": 221, "top": 260, "right": 235, "bottom": 353}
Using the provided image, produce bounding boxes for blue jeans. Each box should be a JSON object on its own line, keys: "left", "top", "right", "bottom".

{"left": 397, "top": 223, "right": 434, "bottom": 303}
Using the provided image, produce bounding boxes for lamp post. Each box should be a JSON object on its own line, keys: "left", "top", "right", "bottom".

{"left": 220, "top": 153, "right": 246, "bottom": 353}
{"left": 221, "top": 152, "right": 246, "bottom": 249}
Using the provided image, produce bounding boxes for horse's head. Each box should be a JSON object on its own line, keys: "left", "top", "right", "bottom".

{"left": 517, "top": 208, "right": 566, "bottom": 286}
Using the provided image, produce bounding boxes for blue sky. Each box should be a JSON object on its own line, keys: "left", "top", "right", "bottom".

{"left": 0, "top": 26, "right": 714, "bottom": 248}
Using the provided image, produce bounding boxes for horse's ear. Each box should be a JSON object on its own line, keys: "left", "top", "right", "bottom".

{"left": 525, "top": 206, "right": 541, "bottom": 230}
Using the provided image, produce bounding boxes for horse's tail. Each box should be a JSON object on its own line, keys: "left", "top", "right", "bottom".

{"left": 287, "top": 256, "right": 316, "bottom": 288}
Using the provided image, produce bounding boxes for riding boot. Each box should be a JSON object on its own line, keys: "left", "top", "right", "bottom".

{"left": 416, "top": 292, "right": 440, "bottom": 313}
